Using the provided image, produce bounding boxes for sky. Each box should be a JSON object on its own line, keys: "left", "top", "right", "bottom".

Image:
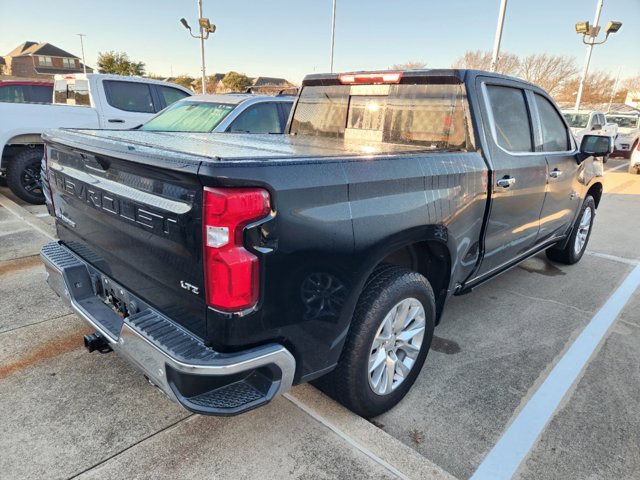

{"left": 1, "top": 0, "right": 639, "bottom": 84}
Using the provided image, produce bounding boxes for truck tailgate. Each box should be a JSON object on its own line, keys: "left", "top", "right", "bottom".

{"left": 45, "top": 134, "right": 207, "bottom": 338}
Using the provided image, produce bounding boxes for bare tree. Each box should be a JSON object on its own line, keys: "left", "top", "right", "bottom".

{"left": 519, "top": 53, "right": 578, "bottom": 97}
{"left": 555, "top": 70, "right": 616, "bottom": 104}
{"left": 621, "top": 75, "right": 640, "bottom": 94}
{"left": 390, "top": 61, "right": 427, "bottom": 70}
{"left": 451, "top": 50, "right": 520, "bottom": 76}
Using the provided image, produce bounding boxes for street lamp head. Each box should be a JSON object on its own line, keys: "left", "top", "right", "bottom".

{"left": 199, "top": 17, "right": 216, "bottom": 33}
{"left": 180, "top": 18, "right": 191, "bottom": 31}
{"left": 575, "top": 21, "right": 590, "bottom": 34}
{"left": 605, "top": 21, "right": 622, "bottom": 34}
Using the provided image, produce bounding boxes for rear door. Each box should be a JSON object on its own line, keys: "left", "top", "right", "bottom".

{"left": 531, "top": 92, "right": 579, "bottom": 242}
{"left": 226, "top": 102, "right": 283, "bottom": 133}
{"left": 100, "top": 80, "right": 159, "bottom": 128}
{"left": 474, "top": 79, "right": 548, "bottom": 278}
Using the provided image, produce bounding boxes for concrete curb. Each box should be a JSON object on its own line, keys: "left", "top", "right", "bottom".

{"left": 0, "top": 193, "right": 56, "bottom": 240}
{"left": 286, "top": 384, "right": 457, "bottom": 480}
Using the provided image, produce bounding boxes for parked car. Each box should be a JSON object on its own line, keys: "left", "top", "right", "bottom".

{"left": 0, "top": 73, "right": 191, "bottom": 203}
{"left": 563, "top": 110, "right": 617, "bottom": 160}
{"left": 606, "top": 113, "right": 640, "bottom": 158}
{"left": 40, "top": 69, "right": 606, "bottom": 418}
{"left": 139, "top": 93, "right": 294, "bottom": 134}
{"left": 0, "top": 80, "right": 53, "bottom": 104}
{"left": 629, "top": 140, "right": 640, "bottom": 174}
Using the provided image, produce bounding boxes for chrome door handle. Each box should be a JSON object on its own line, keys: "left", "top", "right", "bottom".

{"left": 496, "top": 177, "right": 516, "bottom": 188}
{"left": 549, "top": 170, "right": 563, "bottom": 178}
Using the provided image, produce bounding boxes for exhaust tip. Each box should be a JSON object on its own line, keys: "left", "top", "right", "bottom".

{"left": 83, "top": 333, "right": 112, "bottom": 353}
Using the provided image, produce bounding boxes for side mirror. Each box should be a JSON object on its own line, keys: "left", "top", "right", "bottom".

{"left": 577, "top": 134, "right": 613, "bottom": 163}
{"left": 591, "top": 124, "right": 602, "bottom": 131}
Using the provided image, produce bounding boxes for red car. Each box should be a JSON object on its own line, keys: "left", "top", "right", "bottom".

{"left": 0, "top": 80, "right": 54, "bottom": 104}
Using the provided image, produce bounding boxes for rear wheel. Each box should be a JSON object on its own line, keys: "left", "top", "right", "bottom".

{"left": 321, "top": 265, "right": 435, "bottom": 418}
{"left": 6, "top": 148, "right": 45, "bottom": 204}
{"left": 546, "top": 196, "right": 595, "bottom": 265}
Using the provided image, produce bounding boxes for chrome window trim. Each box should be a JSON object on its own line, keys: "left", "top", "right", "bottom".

{"left": 529, "top": 91, "right": 578, "bottom": 154}
{"left": 482, "top": 82, "right": 578, "bottom": 157}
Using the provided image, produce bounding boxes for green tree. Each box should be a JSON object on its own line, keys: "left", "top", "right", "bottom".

{"left": 222, "top": 71, "right": 252, "bottom": 92}
{"left": 174, "top": 75, "right": 196, "bottom": 91}
{"left": 97, "top": 51, "right": 146, "bottom": 76}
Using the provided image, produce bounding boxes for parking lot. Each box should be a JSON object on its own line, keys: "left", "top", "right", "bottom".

{"left": 1, "top": 157, "right": 639, "bottom": 480}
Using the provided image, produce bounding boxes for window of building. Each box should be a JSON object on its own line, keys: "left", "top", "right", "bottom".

{"left": 38, "top": 56, "right": 53, "bottom": 66}
{"left": 62, "top": 58, "right": 76, "bottom": 68}
{"left": 486, "top": 85, "right": 533, "bottom": 153}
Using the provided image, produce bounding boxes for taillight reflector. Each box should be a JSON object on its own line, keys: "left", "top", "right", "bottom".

{"left": 202, "top": 187, "right": 270, "bottom": 312}
{"left": 338, "top": 72, "right": 403, "bottom": 85}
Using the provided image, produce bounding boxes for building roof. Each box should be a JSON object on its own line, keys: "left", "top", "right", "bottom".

{"left": 5, "top": 42, "right": 79, "bottom": 59}
{"left": 6, "top": 41, "right": 38, "bottom": 57}
{"left": 252, "top": 76, "right": 291, "bottom": 86}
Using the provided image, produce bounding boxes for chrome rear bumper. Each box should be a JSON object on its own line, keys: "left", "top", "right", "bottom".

{"left": 40, "top": 241, "right": 295, "bottom": 416}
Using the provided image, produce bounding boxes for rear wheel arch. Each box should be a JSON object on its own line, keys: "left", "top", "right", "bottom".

{"left": 376, "top": 238, "right": 452, "bottom": 323}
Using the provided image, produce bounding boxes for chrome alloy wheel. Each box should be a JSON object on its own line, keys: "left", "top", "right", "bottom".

{"left": 574, "top": 207, "right": 592, "bottom": 256}
{"left": 368, "top": 298, "right": 426, "bottom": 396}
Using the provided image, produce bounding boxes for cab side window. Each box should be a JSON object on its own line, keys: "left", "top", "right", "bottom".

{"left": 486, "top": 85, "right": 533, "bottom": 152}
{"left": 534, "top": 94, "right": 570, "bottom": 152}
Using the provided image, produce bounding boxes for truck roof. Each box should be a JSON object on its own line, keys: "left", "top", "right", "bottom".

{"left": 52, "top": 73, "right": 193, "bottom": 91}
{"left": 185, "top": 94, "right": 294, "bottom": 105}
{"left": 301, "top": 68, "right": 537, "bottom": 88}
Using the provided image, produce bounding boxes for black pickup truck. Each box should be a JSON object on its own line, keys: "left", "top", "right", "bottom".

{"left": 40, "top": 69, "right": 609, "bottom": 418}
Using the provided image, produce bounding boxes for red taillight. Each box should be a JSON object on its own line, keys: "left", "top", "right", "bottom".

{"left": 202, "top": 187, "right": 270, "bottom": 312}
{"left": 338, "top": 72, "right": 403, "bottom": 85}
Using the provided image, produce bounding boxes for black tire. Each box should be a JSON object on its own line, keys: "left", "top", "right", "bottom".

{"left": 320, "top": 265, "right": 435, "bottom": 418}
{"left": 546, "top": 195, "right": 595, "bottom": 265}
{"left": 6, "top": 148, "right": 45, "bottom": 204}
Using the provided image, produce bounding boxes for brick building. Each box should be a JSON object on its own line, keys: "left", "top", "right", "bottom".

{"left": 2, "top": 41, "right": 93, "bottom": 79}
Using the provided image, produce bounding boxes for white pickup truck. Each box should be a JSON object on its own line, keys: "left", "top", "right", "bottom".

{"left": 605, "top": 113, "right": 640, "bottom": 158}
{"left": 0, "top": 73, "right": 191, "bottom": 203}
{"left": 563, "top": 110, "right": 618, "bottom": 161}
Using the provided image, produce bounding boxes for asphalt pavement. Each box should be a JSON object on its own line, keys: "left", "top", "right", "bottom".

{"left": 1, "top": 157, "right": 638, "bottom": 479}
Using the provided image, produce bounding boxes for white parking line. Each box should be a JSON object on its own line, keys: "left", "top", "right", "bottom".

{"left": 604, "top": 162, "right": 629, "bottom": 174}
{"left": 585, "top": 250, "right": 640, "bottom": 266}
{"left": 470, "top": 263, "right": 640, "bottom": 480}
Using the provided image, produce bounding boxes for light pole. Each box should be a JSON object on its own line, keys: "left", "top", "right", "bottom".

{"left": 330, "top": 0, "right": 336, "bottom": 73}
{"left": 180, "top": 0, "right": 216, "bottom": 94}
{"left": 77, "top": 34, "right": 87, "bottom": 74}
{"left": 490, "top": 0, "right": 508, "bottom": 72}
{"left": 573, "top": 0, "right": 622, "bottom": 111}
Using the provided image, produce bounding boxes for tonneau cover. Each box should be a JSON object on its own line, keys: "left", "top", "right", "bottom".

{"left": 43, "top": 128, "right": 435, "bottom": 164}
